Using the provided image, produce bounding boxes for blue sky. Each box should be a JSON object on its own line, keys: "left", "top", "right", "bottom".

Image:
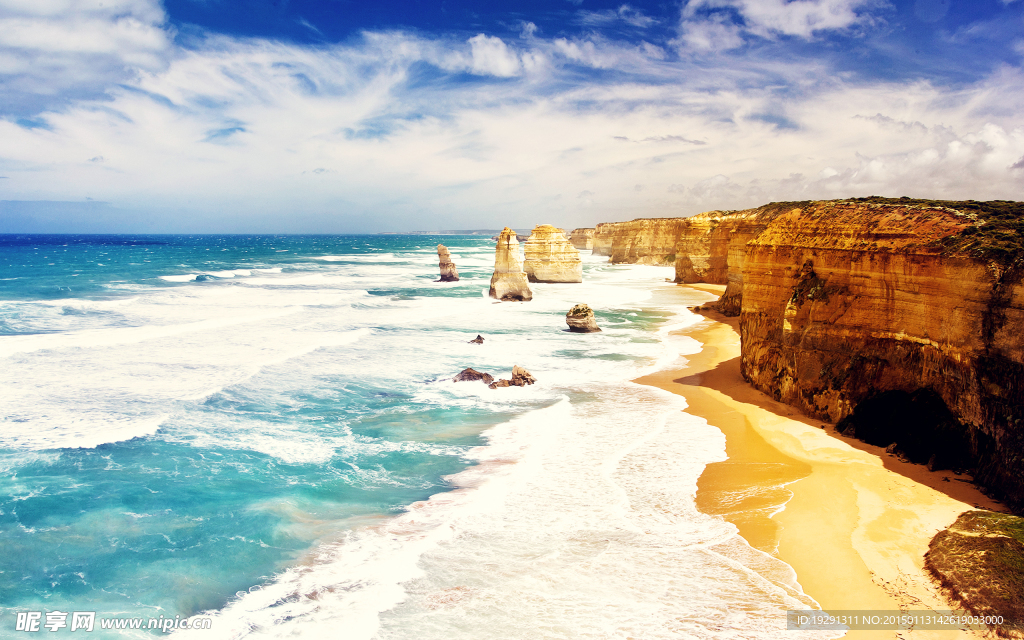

{"left": 1, "top": 0, "right": 1022, "bottom": 233}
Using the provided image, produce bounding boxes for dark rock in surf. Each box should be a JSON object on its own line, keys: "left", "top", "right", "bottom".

{"left": 453, "top": 368, "right": 494, "bottom": 384}
{"left": 488, "top": 365, "right": 536, "bottom": 389}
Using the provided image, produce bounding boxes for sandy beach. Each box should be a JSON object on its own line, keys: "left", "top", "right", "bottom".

{"left": 636, "top": 283, "right": 1008, "bottom": 639}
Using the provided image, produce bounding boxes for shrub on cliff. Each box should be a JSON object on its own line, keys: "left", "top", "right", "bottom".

{"left": 926, "top": 510, "right": 1024, "bottom": 637}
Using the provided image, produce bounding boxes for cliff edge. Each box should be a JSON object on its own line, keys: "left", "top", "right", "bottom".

{"left": 594, "top": 197, "right": 1024, "bottom": 510}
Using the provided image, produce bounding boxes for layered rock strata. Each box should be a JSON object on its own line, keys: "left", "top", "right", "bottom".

{"left": 592, "top": 197, "right": 1024, "bottom": 509}
{"left": 737, "top": 200, "right": 1022, "bottom": 508}
{"left": 566, "top": 303, "right": 601, "bottom": 332}
{"left": 591, "top": 218, "right": 689, "bottom": 265}
{"left": 436, "top": 244, "right": 459, "bottom": 282}
{"left": 568, "top": 228, "right": 595, "bottom": 250}
{"left": 523, "top": 225, "right": 583, "bottom": 283}
{"left": 489, "top": 228, "right": 533, "bottom": 301}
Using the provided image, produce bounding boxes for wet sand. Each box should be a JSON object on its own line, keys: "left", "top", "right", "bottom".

{"left": 636, "top": 283, "right": 1006, "bottom": 639}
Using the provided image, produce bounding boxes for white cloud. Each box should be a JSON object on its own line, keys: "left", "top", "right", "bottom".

{"left": 677, "top": 17, "right": 745, "bottom": 51}
{"left": 0, "top": 0, "right": 172, "bottom": 109}
{"left": 579, "top": 5, "right": 658, "bottom": 29}
{"left": 467, "top": 34, "right": 521, "bottom": 77}
{"left": 0, "top": 20, "right": 1022, "bottom": 232}
{"left": 677, "top": 0, "right": 881, "bottom": 52}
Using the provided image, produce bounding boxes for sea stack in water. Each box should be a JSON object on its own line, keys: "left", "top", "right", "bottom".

{"left": 566, "top": 304, "right": 601, "bottom": 333}
{"left": 436, "top": 244, "right": 459, "bottom": 282}
{"left": 489, "top": 228, "right": 533, "bottom": 301}
{"left": 523, "top": 225, "right": 583, "bottom": 283}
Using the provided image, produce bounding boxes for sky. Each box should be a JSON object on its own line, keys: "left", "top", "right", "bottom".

{"left": 0, "top": 0, "right": 1022, "bottom": 233}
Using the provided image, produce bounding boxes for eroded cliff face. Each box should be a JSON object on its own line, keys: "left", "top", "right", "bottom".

{"left": 523, "top": 225, "right": 583, "bottom": 283}
{"left": 591, "top": 197, "right": 1024, "bottom": 509}
{"left": 568, "top": 228, "right": 595, "bottom": 251}
{"left": 590, "top": 218, "right": 690, "bottom": 265}
{"left": 731, "top": 200, "right": 1024, "bottom": 509}
{"left": 592, "top": 222, "right": 623, "bottom": 257}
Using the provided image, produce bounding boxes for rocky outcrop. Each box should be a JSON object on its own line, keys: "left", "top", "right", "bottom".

{"left": 468, "top": 335, "right": 484, "bottom": 344}
{"left": 566, "top": 303, "right": 601, "bottom": 332}
{"left": 453, "top": 368, "right": 494, "bottom": 384}
{"left": 437, "top": 244, "right": 459, "bottom": 282}
{"left": 568, "top": 228, "right": 595, "bottom": 250}
{"left": 523, "top": 225, "right": 583, "bottom": 283}
{"left": 489, "top": 228, "right": 533, "bottom": 302}
{"left": 488, "top": 365, "right": 536, "bottom": 389}
{"left": 672, "top": 212, "right": 729, "bottom": 285}
{"left": 727, "top": 198, "right": 1024, "bottom": 509}
{"left": 591, "top": 222, "right": 618, "bottom": 257}
{"left": 592, "top": 197, "right": 1024, "bottom": 509}
{"left": 591, "top": 218, "right": 690, "bottom": 265}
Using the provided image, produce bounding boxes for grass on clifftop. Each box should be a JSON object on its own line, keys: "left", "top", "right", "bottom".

{"left": 926, "top": 510, "right": 1024, "bottom": 637}
{"left": 847, "top": 196, "right": 1024, "bottom": 267}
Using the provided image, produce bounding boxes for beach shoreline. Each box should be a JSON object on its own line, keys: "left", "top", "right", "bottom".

{"left": 636, "top": 283, "right": 1007, "bottom": 639}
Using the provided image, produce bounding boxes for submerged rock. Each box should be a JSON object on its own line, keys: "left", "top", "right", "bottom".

{"left": 488, "top": 228, "right": 533, "bottom": 301}
{"left": 523, "top": 225, "right": 583, "bottom": 283}
{"left": 453, "top": 368, "right": 494, "bottom": 384}
{"left": 488, "top": 365, "right": 536, "bottom": 389}
{"left": 468, "top": 335, "right": 484, "bottom": 344}
{"left": 436, "top": 244, "right": 460, "bottom": 282}
{"left": 566, "top": 303, "right": 601, "bottom": 333}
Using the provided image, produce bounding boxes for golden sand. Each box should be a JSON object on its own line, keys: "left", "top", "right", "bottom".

{"left": 636, "top": 284, "right": 1007, "bottom": 639}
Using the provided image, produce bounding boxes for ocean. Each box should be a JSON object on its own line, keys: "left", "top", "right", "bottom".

{"left": 0, "top": 234, "right": 829, "bottom": 638}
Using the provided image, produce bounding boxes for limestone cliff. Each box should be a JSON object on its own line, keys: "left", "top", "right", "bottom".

{"left": 568, "top": 228, "right": 595, "bottom": 250}
{"left": 591, "top": 218, "right": 690, "bottom": 265}
{"left": 591, "top": 222, "right": 619, "bottom": 257}
{"left": 591, "top": 197, "right": 1024, "bottom": 509}
{"left": 720, "top": 198, "right": 1023, "bottom": 509}
{"left": 436, "top": 244, "right": 459, "bottom": 282}
{"left": 523, "top": 225, "right": 583, "bottom": 283}
{"left": 489, "top": 228, "right": 533, "bottom": 302}
{"left": 672, "top": 211, "right": 734, "bottom": 285}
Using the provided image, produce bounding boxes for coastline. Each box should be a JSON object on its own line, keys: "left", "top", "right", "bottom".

{"left": 636, "top": 283, "right": 1007, "bottom": 639}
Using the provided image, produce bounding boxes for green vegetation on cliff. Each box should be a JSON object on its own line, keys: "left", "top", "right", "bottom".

{"left": 847, "top": 196, "right": 1024, "bottom": 267}
{"left": 926, "top": 510, "right": 1024, "bottom": 636}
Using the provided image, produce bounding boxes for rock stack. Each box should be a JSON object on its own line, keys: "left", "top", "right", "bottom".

{"left": 488, "top": 228, "right": 533, "bottom": 301}
{"left": 523, "top": 225, "right": 583, "bottom": 283}
{"left": 436, "top": 244, "right": 459, "bottom": 282}
{"left": 568, "top": 228, "right": 595, "bottom": 250}
{"left": 566, "top": 304, "right": 601, "bottom": 332}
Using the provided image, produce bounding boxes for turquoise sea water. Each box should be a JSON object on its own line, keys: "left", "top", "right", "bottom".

{"left": 0, "top": 235, "right": 831, "bottom": 639}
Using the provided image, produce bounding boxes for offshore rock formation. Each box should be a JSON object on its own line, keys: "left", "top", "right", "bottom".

{"left": 568, "top": 228, "right": 595, "bottom": 250}
{"left": 489, "top": 228, "right": 533, "bottom": 302}
{"left": 592, "top": 197, "right": 1024, "bottom": 509}
{"left": 591, "top": 218, "right": 689, "bottom": 264}
{"left": 468, "top": 335, "right": 484, "bottom": 344}
{"left": 453, "top": 368, "right": 494, "bottom": 384}
{"left": 436, "top": 244, "right": 459, "bottom": 282}
{"left": 488, "top": 365, "right": 536, "bottom": 389}
{"left": 523, "top": 225, "right": 583, "bottom": 283}
{"left": 566, "top": 303, "right": 601, "bottom": 333}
